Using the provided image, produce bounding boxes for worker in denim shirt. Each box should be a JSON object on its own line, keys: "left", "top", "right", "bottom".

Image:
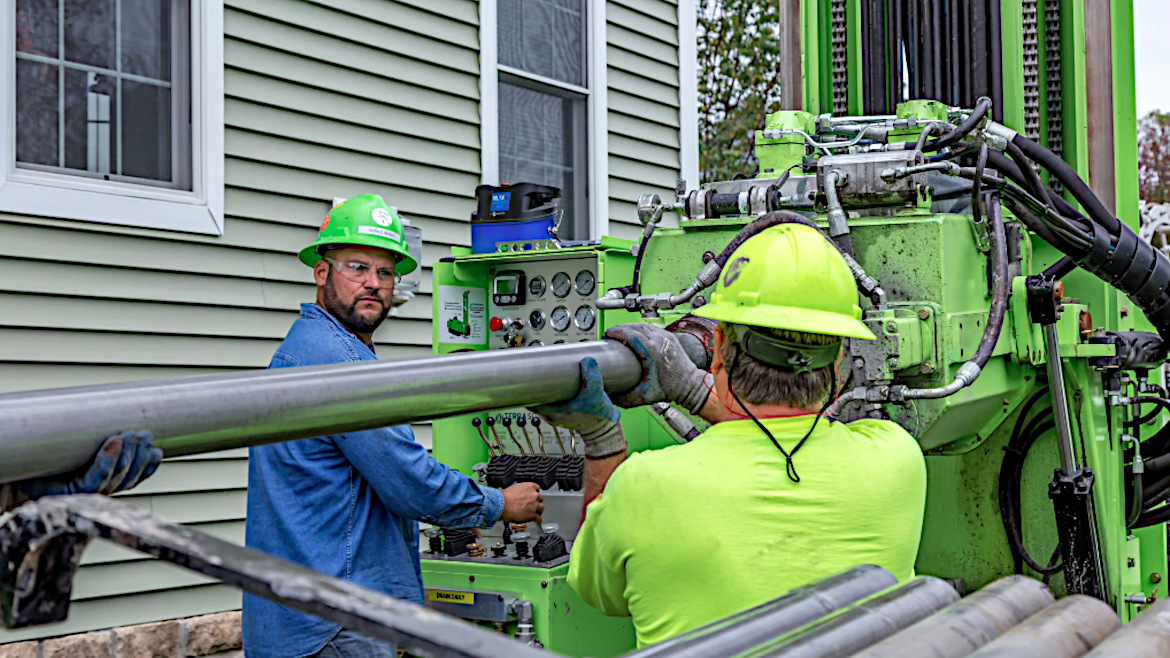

{"left": 244, "top": 195, "right": 544, "bottom": 658}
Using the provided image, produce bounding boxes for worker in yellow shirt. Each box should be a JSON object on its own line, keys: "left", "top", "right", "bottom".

{"left": 531, "top": 223, "right": 928, "bottom": 647}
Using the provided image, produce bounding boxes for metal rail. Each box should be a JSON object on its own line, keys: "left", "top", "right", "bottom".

{"left": 0, "top": 342, "right": 643, "bottom": 483}
{"left": 0, "top": 495, "right": 545, "bottom": 658}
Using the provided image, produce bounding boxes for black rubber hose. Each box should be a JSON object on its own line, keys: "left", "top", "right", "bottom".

{"left": 1129, "top": 469, "right": 1144, "bottom": 528}
{"left": 985, "top": 150, "right": 1090, "bottom": 225}
{"left": 1003, "top": 141, "right": 1053, "bottom": 211}
{"left": 924, "top": 96, "right": 992, "bottom": 152}
{"left": 914, "top": 122, "right": 939, "bottom": 152}
{"left": 971, "top": 197, "right": 1010, "bottom": 368}
{"left": 1125, "top": 397, "right": 1170, "bottom": 429}
{"left": 1001, "top": 196, "right": 1077, "bottom": 253}
{"left": 999, "top": 386, "right": 1056, "bottom": 574}
{"left": 971, "top": 144, "right": 988, "bottom": 227}
{"left": 1012, "top": 134, "right": 1122, "bottom": 235}
{"left": 1006, "top": 414, "right": 1062, "bottom": 575}
{"left": 1142, "top": 471, "right": 1170, "bottom": 509}
{"left": 1042, "top": 257, "right": 1077, "bottom": 280}
{"left": 1133, "top": 503, "right": 1170, "bottom": 529}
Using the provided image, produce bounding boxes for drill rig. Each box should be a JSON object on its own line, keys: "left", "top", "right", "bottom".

{"left": 5, "top": 1, "right": 1170, "bottom": 657}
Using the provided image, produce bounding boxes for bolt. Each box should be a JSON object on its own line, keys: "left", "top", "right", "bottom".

{"left": 469, "top": 575, "right": 476, "bottom": 582}
{"left": 541, "top": 581, "right": 548, "bottom": 589}
{"left": 1121, "top": 307, "right": 1130, "bottom": 318}
{"left": 1129, "top": 558, "right": 1137, "bottom": 568}
{"left": 692, "top": 295, "right": 707, "bottom": 308}
{"left": 1003, "top": 398, "right": 1010, "bottom": 406}
{"left": 701, "top": 250, "right": 716, "bottom": 263}
{"left": 920, "top": 363, "right": 933, "bottom": 374}
{"left": 918, "top": 308, "right": 930, "bottom": 320}
{"left": 887, "top": 357, "right": 899, "bottom": 366}
{"left": 885, "top": 321, "right": 898, "bottom": 333}
{"left": 853, "top": 358, "right": 865, "bottom": 369}
{"left": 1154, "top": 573, "right": 1163, "bottom": 584}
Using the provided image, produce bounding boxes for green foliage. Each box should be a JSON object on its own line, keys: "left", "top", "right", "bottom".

{"left": 1139, "top": 111, "right": 1170, "bottom": 204}
{"left": 698, "top": 0, "right": 784, "bottom": 182}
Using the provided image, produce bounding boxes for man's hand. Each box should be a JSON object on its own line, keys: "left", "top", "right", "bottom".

{"left": 529, "top": 358, "right": 626, "bottom": 458}
{"left": 501, "top": 482, "right": 544, "bottom": 524}
{"left": 7, "top": 431, "right": 162, "bottom": 509}
{"left": 604, "top": 323, "right": 709, "bottom": 414}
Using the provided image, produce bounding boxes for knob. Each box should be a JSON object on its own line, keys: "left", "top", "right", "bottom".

{"left": 502, "top": 417, "right": 512, "bottom": 427}
{"left": 486, "top": 416, "right": 496, "bottom": 427}
{"left": 531, "top": 417, "right": 542, "bottom": 430}
{"left": 472, "top": 417, "right": 481, "bottom": 428}
{"left": 490, "top": 317, "right": 504, "bottom": 332}
{"left": 517, "top": 417, "right": 527, "bottom": 428}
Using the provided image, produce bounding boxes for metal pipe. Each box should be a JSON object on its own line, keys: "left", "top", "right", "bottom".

{"left": 851, "top": 576, "right": 1055, "bottom": 658}
{"left": 1044, "top": 324, "right": 1078, "bottom": 475}
{"left": 966, "top": 595, "right": 1120, "bottom": 658}
{"left": 1083, "top": 596, "right": 1170, "bottom": 657}
{"left": 628, "top": 565, "right": 898, "bottom": 658}
{"left": 0, "top": 342, "right": 644, "bottom": 483}
{"left": 760, "top": 577, "right": 960, "bottom": 657}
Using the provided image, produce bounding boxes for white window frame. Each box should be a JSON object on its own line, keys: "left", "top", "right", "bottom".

{"left": 679, "top": 0, "right": 699, "bottom": 185}
{"left": 0, "top": 1, "right": 224, "bottom": 235}
{"left": 479, "top": 0, "right": 609, "bottom": 239}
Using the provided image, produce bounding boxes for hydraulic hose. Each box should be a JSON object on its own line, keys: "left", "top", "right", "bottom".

{"left": 999, "top": 385, "right": 1063, "bottom": 575}
{"left": 971, "top": 144, "right": 989, "bottom": 228}
{"left": 1011, "top": 134, "right": 1122, "bottom": 235}
{"left": 1003, "top": 141, "right": 1052, "bottom": 212}
{"left": 923, "top": 96, "right": 992, "bottom": 153}
{"left": 1042, "top": 257, "right": 1077, "bottom": 280}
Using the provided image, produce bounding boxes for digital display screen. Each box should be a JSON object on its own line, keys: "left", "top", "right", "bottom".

{"left": 494, "top": 276, "right": 519, "bottom": 295}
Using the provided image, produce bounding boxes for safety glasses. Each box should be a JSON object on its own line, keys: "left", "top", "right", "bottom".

{"left": 323, "top": 258, "right": 400, "bottom": 286}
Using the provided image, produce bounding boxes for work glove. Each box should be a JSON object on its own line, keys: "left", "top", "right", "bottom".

{"left": 2, "top": 430, "right": 163, "bottom": 511}
{"left": 604, "top": 323, "right": 710, "bottom": 414}
{"left": 529, "top": 358, "right": 626, "bottom": 458}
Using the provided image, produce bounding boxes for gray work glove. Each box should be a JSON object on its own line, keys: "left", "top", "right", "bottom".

{"left": 604, "top": 323, "right": 709, "bottom": 414}
{"left": 529, "top": 358, "right": 627, "bottom": 458}
{"left": 2, "top": 430, "right": 162, "bottom": 512}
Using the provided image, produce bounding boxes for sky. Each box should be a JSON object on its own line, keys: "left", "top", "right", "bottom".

{"left": 1135, "top": 0, "right": 1170, "bottom": 117}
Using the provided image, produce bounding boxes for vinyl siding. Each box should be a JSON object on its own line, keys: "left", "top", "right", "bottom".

{"left": 606, "top": 0, "right": 683, "bottom": 242}
{"left": 0, "top": 0, "right": 474, "bottom": 642}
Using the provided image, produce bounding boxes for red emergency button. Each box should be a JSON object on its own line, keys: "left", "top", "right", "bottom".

{"left": 489, "top": 316, "right": 504, "bottom": 332}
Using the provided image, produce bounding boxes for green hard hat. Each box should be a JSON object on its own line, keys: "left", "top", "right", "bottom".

{"left": 694, "top": 224, "right": 876, "bottom": 340}
{"left": 298, "top": 194, "right": 418, "bottom": 275}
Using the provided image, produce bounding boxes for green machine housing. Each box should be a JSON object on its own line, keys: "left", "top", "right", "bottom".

{"left": 424, "top": 240, "right": 686, "bottom": 656}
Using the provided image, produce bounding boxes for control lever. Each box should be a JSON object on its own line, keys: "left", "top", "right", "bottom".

{"left": 471, "top": 418, "right": 497, "bottom": 457}
{"left": 516, "top": 416, "right": 538, "bottom": 455}
{"left": 485, "top": 416, "right": 506, "bottom": 452}
{"left": 501, "top": 416, "right": 526, "bottom": 455}
{"left": 548, "top": 422, "right": 568, "bottom": 455}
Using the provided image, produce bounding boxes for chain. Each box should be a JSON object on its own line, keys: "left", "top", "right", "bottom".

{"left": 1022, "top": 0, "right": 1040, "bottom": 144}
{"left": 1045, "top": 0, "right": 1064, "bottom": 194}
{"left": 830, "top": 0, "right": 848, "bottom": 116}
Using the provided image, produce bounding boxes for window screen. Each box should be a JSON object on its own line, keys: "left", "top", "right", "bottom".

{"left": 14, "top": 0, "right": 192, "bottom": 190}
{"left": 498, "top": 0, "right": 585, "bottom": 86}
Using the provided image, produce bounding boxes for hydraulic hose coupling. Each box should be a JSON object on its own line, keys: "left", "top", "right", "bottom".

{"left": 595, "top": 288, "right": 626, "bottom": 310}
{"left": 902, "top": 361, "right": 982, "bottom": 400}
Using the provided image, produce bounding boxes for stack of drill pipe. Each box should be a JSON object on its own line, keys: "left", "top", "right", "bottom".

{"left": 754, "top": 576, "right": 960, "bottom": 657}
{"left": 1083, "top": 597, "right": 1170, "bottom": 657}
{"left": 0, "top": 342, "right": 647, "bottom": 483}
{"left": 850, "top": 576, "right": 1054, "bottom": 658}
{"left": 964, "top": 595, "right": 1120, "bottom": 658}
{"left": 628, "top": 565, "right": 896, "bottom": 658}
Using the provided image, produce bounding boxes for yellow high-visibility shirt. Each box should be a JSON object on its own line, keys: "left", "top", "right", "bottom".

{"left": 567, "top": 415, "right": 927, "bottom": 647}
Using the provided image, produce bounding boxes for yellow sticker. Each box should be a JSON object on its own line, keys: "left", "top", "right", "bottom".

{"left": 427, "top": 590, "right": 474, "bottom": 605}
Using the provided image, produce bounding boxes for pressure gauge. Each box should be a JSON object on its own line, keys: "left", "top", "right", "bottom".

{"left": 529, "top": 275, "right": 547, "bottom": 298}
{"left": 528, "top": 340, "right": 543, "bottom": 347}
{"left": 574, "top": 270, "right": 596, "bottom": 296}
{"left": 529, "top": 309, "right": 546, "bottom": 331}
{"left": 551, "top": 272, "right": 572, "bottom": 298}
{"left": 551, "top": 306, "right": 571, "bottom": 332}
{"left": 574, "top": 305, "right": 596, "bottom": 331}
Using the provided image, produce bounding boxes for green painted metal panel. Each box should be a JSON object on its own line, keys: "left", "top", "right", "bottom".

{"left": 1110, "top": 0, "right": 1139, "bottom": 230}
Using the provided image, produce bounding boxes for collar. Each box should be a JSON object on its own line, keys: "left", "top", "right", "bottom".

{"left": 299, "top": 303, "right": 376, "bottom": 352}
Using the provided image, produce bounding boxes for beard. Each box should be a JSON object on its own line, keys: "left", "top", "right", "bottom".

{"left": 322, "top": 272, "right": 390, "bottom": 335}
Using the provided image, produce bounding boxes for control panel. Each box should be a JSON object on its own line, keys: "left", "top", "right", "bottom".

{"left": 487, "top": 256, "right": 600, "bottom": 349}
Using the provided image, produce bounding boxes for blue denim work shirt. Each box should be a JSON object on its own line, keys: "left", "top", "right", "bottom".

{"left": 243, "top": 304, "right": 504, "bottom": 658}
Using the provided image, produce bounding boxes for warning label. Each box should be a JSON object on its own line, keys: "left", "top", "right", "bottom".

{"left": 427, "top": 590, "right": 474, "bottom": 605}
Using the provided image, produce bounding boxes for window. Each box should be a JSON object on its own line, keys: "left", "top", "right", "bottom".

{"left": 496, "top": 0, "right": 589, "bottom": 239}
{"left": 2, "top": 0, "right": 223, "bottom": 234}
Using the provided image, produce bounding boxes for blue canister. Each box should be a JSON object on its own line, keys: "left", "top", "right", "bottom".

{"left": 471, "top": 183, "right": 560, "bottom": 253}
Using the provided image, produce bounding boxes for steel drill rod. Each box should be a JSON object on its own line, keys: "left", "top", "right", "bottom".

{"left": 760, "top": 576, "right": 960, "bottom": 658}
{"left": 628, "top": 565, "right": 898, "bottom": 658}
{"left": 965, "top": 595, "right": 1120, "bottom": 658}
{"left": 1083, "top": 596, "right": 1170, "bottom": 657}
{"left": 0, "top": 342, "right": 643, "bottom": 483}
{"left": 850, "top": 576, "right": 1055, "bottom": 658}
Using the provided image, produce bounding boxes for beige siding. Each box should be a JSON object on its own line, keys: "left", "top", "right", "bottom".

{"left": 0, "top": 0, "right": 476, "bottom": 642}
{"left": 607, "top": 0, "right": 682, "bottom": 242}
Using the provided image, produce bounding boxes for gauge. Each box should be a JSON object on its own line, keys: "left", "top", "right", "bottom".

{"left": 574, "top": 305, "right": 596, "bottom": 331}
{"left": 528, "top": 340, "right": 543, "bottom": 347}
{"left": 551, "top": 306, "right": 571, "bottom": 332}
{"left": 529, "top": 275, "right": 547, "bottom": 297}
{"left": 574, "top": 270, "right": 596, "bottom": 296}
{"left": 554, "top": 340, "right": 565, "bottom": 344}
{"left": 551, "top": 272, "right": 571, "bottom": 298}
{"left": 529, "top": 309, "right": 546, "bottom": 331}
